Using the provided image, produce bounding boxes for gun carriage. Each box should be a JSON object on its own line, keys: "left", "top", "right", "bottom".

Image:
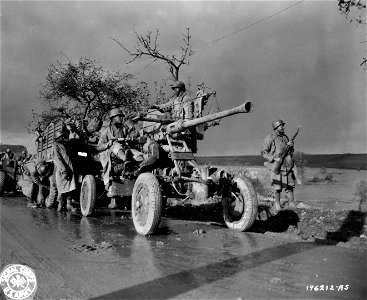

{"left": 30, "top": 91, "right": 258, "bottom": 236}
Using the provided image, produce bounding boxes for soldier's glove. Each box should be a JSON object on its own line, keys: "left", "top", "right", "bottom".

{"left": 107, "top": 140, "right": 115, "bottom": 148}
{"left": 273, "top": 157, "right": 281, "bottom": 163}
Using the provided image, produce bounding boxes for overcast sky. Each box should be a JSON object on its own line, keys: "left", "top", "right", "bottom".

{"left": 1, "top": 0, "right": 366, "bottom": 156}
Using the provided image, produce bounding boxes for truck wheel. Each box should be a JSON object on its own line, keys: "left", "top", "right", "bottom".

{"left": 45, "top": 175, "right": 58, "bottom": 208}
{"left": 0, "top": 171, "right": 6, "bottom": 196}
{"left": 222, "top": 176, "right": 258, "bottom": 231}
{"left": 132, "top": 173, "right": 162, "bottom": 235}
{"left": 80, "top": 175, "right": 97, "bottom": 217}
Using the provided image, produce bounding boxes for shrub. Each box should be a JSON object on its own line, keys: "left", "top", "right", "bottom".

{"left": 324, "top": 172, "right": 334, "bottom": 181}
{"left": 320, "top": 167, "right": 327, "bottom": 175}
{"left": 309, "top": 175, "right": 322, "bottom": 183}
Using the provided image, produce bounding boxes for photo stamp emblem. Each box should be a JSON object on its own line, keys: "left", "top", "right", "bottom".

{"left": 0, "top": 264, "right": 37, "bottom": 300}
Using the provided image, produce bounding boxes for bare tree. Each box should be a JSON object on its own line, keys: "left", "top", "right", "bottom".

{"left": 338, "top": 0, "right": 366, "bottom": 68}
{"left": 114, "top": 28, "right": 195, "bottom": 80}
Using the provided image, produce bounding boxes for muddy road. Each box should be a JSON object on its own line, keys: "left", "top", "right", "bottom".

{"left": 1, "top": 196, "right": 366, "bottom": 299}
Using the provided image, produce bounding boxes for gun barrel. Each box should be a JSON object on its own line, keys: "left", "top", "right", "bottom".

{"left": 166, "top": 101, "right": 252, "bottom": 134}
{"left": 135, "top": 117, "right": 176, "bottom": 124}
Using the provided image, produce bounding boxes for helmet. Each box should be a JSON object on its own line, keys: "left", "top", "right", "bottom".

{"left": 38, "top": 163, "right": 50, "bottom": 176}
{"left": 54, "top": 130, "right": 68, "bottom": 140}
{"left": 109, "top": 108, "right": 125, "bottom": 119}
{"left": 170, "top": 81, "right": 186, "bottom": 91}
{"left": 272, "top": 119, "right": 285, "bottom": 130}
{"left": 6, "top": 149, "right": 11, "bottom": 154}
{"left": 22, "top": 150, "right": 27, "bottom": 155}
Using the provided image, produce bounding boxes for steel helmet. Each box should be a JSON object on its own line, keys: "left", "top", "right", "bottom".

{"left": 272, "top": 119, "right": 285, "bottom": 130}
{"left": 22, "top": 150, "right": 27, "bottom": 155}
{"left": 171, "top": 81, "right": 186, "bottom": 91}
{"left": 109, "top": 108, "right": 125, "bottom": 119}
{"left": 38, "top": 163, "right": 50, "bottom": 176}
{"left": 54, "top": 130, "right": 68, "bottom": 140}
{"left": 6, "top": 149, "right": 11, "bottom": 154}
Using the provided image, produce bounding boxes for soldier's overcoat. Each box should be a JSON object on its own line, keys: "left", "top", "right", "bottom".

{"left": 52, "top": 142, "right": 76, "bottom": 194}
{"left": 261, "top": 132, "right": 295, "bottom": 191}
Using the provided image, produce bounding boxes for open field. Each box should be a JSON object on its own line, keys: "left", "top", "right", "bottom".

{"left": 197, "top": 153, "right": 367, "bottom": 170}
{"left": 221, "top": 166, "right": 367, "bottom": 211}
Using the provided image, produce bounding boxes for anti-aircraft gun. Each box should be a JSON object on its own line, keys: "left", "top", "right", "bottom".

{"left": 79, "top": 99, "right": 258, "bottom": 236}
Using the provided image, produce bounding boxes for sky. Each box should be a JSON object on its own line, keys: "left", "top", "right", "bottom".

{"left": 1, "top": 0, "right": 366, "bottom": 156}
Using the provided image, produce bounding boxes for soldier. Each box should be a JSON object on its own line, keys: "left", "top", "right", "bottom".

{"left": 261, "top": 119, "right": 296, "bottom": 213}
{"left": 3, "top": 149, "right": 14, "bottom": 160}
{"left": 53, "top": 130, "right": 77, "bottom": 212}
{"left": 139, "top": 134, "right": 160, "bottom": 173}
{"left": 2, "top": 149, "right": 17, "bottom": 173}
{"left": 97, "top": 108, "right": 134, "bottom": 208}
{"left": 152, "top": 81, "right": 194, "bottom": 120}
{"left": 18, "top": 150, "right": 28, "bottom": 163}
{"left": 21, "top": 158, "right": 52, "bottom": 208}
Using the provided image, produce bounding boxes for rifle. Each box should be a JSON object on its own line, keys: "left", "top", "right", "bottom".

{"left": 273, "top": 126, "right": 302, "bottom": 175}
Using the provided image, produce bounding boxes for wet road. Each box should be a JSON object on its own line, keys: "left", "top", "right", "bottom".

{"left": 1, "top": 196, "right": 366, "bottom": 299}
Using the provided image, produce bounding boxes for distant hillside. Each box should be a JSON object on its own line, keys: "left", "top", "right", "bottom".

{"left": 0, "top": 144, "right": 27, "bottom": 158}
{"left": 196, "top": 153, "right": 367, "bottom": 170}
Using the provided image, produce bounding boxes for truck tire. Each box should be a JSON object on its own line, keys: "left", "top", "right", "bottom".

{"left": 0, "top": 170, "right": 6, "bottom": 196}
{"left": 132, "top": 173, "right": 162, "bottom": 236}
{"left": 222, "top": 176, "right": 258, "bottom": 231}
{"left": 80, "top": 175, "right": 97, "bottom": 217}
{"left": 45, "top": 175, "right": 58, "bottom": 208}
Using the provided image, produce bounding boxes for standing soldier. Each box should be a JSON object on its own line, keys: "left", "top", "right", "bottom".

{"left": 152, "top": 81, "right": 194, "bottom": 120}
{"left": 97, "top": 108, "right": 134, "bottom": 208}
{"left": 261, "top": 119, "right": 296, "bottom": 213}
{"left": 53, "top": 130, "right": 77, "bottom": 212}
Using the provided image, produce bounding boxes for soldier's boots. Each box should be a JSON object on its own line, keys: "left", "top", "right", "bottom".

{"left": 108, "top": 197, "right": 117, "bottom": 209}
{"left": 283, "top": 190, "right": 296, "bottom": 208}
{"left": 57, "top": 196, "right": 76, "bottom": 212}
{"left": 269, "top": 191, "right": 281, "bottom": 216}
{"left": 27, "top": 200, "right": 38, "bottom": 208}
{"left": 66, "top": 199, "right": 76, "bottom": 213}
{"left": 57, "top": 195, "right": 66, "bottom": 212}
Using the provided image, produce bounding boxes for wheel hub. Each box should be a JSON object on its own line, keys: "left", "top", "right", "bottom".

{"left": 134, "top": 184, "right": 149, "bottom": 226}
{"left": 225, "top": 191, "right": 244, "bottom": 220}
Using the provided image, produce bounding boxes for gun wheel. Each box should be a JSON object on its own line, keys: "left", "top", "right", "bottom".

{"left": 80, "top": 175, "right": 97, "bottom": 217}
{"left": 132, "top": 173, "right": 162, "bottom": 236}
{"left": 222, "top": 176, "right": 258, "bottom": 231}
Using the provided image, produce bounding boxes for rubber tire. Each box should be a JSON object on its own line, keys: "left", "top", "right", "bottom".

{"left": 132, "top": 173, "right": 162, "bottom": 236}
{"left": 0, "top": 170, "right": 6, "bottom": 196}
{"left": 80, "top": 175, "right": 97, "bottom": 217}
{"left": 222, "top": 176, "right": 258, "bottom": 231}
{"left": 45, "top": 175, "right": 58, "bottom": 208}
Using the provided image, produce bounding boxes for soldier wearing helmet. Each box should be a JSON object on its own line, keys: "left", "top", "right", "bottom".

{"left": 4, "top": 149, "right": 15, "bottom": 160}
{"left": 2, "top": 148, "right": 16, "bottom": 168}
{"left": 152, "top": 80, "right": 194, "bottom": 120}
{"left": 18, "top": 150, "right": 28, "bottom": 163}
{"left": 97, "top": 108, "right": 136, "bottom": 208}
{"left": 53, "top": 129, "right": 77, "bottom": 212}
{"left": 20, "top": 158, "right": 52, "bottom": 208}
{"left": 261, "top": 119, "right": 296, "bottom": 213}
